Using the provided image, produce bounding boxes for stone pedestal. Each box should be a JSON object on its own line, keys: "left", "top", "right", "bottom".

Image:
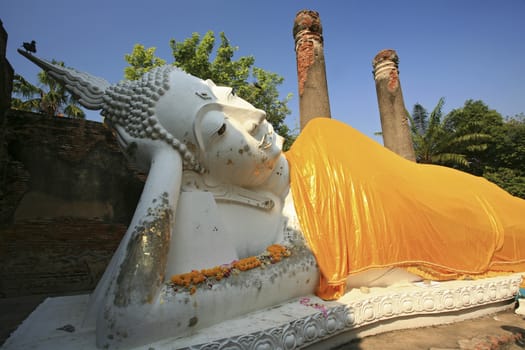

{"left": 2, "top": 274, "right": 521, "bottom": 349}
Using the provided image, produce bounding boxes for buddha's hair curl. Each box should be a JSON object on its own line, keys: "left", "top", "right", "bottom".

{"left": 101, "top": 65, "right": 203, "bottom": 173}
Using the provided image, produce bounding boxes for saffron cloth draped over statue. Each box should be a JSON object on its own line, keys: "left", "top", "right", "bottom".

{"left": 287, "top": 118, "right": 525, "bottom": 300}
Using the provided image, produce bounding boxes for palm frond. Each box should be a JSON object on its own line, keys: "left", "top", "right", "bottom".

{"left": 64, "top": 104, "right": 86, "bottom": 118}
{"left": 451, "top": 133, "right": 492, "bottom": 144}
{"left": 11, "top": 97, "right": 42, "bottom": 112}
{"left": 13, "top": 61, "right": 86, "bottom": 118}
{"left": 466, "top": 144, "right": 489, "bottom": 152}
{"left": 432, "top": 153, "right": 470, "bottom": 167}
{"left": 12, "top": 74, "right": 41, "bottom": 99}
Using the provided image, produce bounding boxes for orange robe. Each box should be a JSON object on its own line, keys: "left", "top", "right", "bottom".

{"left": 286, "top": 118, "right": 525, "bottom": 300}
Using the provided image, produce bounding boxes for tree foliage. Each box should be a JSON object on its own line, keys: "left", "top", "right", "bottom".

{"left": 410, "top": 99, "right": 525, "bottom": 199}
{"left": 483, "top": 167, "right": 525, "bottom": 199}
{"left": 451, "top": 100, "right": 525, "bottom": 198}
{"left": 499, "top": 113, "right": 525, "bottom": 171}
{"left": 11, "top": 60, "right": 85, "bottom": 118}
{"left": 444, "top": 100, "right": 504, "bottom": 175}
{"left": 124, "top": 31, "right": 295, "bottom": 149}
{"left": 124, "top": 44, "right": 166, "bottom": 80}
{"left": 409, "top": 97, "right": 491, "bottom": 168}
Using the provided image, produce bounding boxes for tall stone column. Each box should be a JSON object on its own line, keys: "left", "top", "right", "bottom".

{"left": 0, "top": 20, "right": 13, "bottom": 119}
{"left": 1, "top": 20, "right": 14, "bottom": 200}
{"left": 372, "top": 49, "right": 416, "bottom": 161}
{"left": 293, "top": 10, "right": 331, "bottom": 130}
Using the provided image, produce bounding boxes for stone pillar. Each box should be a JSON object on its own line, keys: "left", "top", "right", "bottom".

{"left": 0, "top": 20, "right": 14, "bottom": 203}
{"left": 0, "top": 20, "right": 13, "bottom": 118}
{"left": 372, "top": 49, "right": 416, "bottom": 161}
{"left": 293, "top": 10, "right": 331, "bottom": 130}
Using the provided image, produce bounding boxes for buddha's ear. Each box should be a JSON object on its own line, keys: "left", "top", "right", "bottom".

{"left": 197, "top": 111, "right": 227, "bottom": 150}
{"left": 193, "top": 103, "right": 225, "bottom": 154}
{"left": 276, "top": 134, "right": 285, "bottom": 150}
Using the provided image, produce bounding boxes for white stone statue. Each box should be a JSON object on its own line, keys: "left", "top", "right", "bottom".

{"left": 16, "top": 50, "right": 524, "bottom": 350}
{"left": 17, "top": 51, "right": 327, "bottom": 348}
{"left": 89, "top": 65, "right": 326, "bottom": 349}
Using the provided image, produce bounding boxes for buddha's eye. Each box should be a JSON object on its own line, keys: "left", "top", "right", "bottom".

{"left": 217, "top": 123, "right": 226, "bottom": 135}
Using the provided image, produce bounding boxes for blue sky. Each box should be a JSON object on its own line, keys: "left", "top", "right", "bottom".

{"left": 3, "top": 0, "right": 524, "bottom": 141}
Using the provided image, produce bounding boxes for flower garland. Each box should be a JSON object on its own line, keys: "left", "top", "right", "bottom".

{"left": 170, "top": 244, "right": 291, "bottom": 295}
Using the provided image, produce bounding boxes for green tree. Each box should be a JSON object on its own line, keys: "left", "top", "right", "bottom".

{"left": 444, "top": 100, "right": 505, "bottom": 175}
{"left": 480, "top": 113, "right": 525, "bottom": 198}
{"left": 483, "top": 167, "right": 525, "bottom": 199}
{"left": 124, "top": 44, "right": 166, "bottom": 80}
{"left": 11, "top": 60, "right": 85, "bottom": 118}
{"left": 411, "top": 99, "right": 525, "bottom": 199}
{"left": 499, "top": 114, "right": 525, "bottom": 171}
{"left": 409, "top": 98, "right": 490, "bottom": 167}
{"left": 124, "top": 31, "right": 295, "bottom": 149}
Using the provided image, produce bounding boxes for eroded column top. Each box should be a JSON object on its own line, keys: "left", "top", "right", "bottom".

{"left": 293, "top": 10, "right": 323, "bottom": 46}
{"left": 372, "top": 49, "right": 399, "bottom": 81}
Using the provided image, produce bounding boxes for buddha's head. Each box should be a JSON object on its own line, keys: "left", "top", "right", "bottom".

{"left": 102, "top": 66, "right": 284, "bottom": 188}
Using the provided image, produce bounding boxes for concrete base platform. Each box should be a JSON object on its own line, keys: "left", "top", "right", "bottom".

{"left": 1, "top": 274, "right": 522, "bottom": 350}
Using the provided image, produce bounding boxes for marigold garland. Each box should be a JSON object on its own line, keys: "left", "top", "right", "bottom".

{"left": 170, "top": 244, "right": 291, "bottom": 293}
{"left": 233, "top": 256, "right": 261, "bottom": 271}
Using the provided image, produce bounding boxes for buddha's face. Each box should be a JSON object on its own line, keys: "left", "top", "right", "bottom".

{"left": 198, "top": 81, "right": 284, "bottom": 188}
{"left": 154, "top": 70, "right": 284, "bottom": 188}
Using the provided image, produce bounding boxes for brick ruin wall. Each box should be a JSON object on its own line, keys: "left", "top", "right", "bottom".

{"left": 0, "top": 111, "right": 144, "bottom": 297}
{"left": 0, "top": 20, "right": 12, "bottom": 120}
{"left": 0, "top": 21, "right": 145, "bottom": 298}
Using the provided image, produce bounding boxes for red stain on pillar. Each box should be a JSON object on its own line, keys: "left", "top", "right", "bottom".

{"left": 373, "top": 49, "right": 401, "bottom": 93}
{"left": 294, "top": 10, "right": 323, "bottom": 97}
{"left": 388, "top": 68, "right": 399, "bottom": 92}
{"left": 296, "top": 36, "right": 315, "bottom": 96}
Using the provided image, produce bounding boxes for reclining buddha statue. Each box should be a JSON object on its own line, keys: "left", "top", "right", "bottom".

{"left": 18, "top": 50, "right": 525, "bottom": 349}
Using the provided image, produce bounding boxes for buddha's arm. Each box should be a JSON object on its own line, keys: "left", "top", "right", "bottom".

{"left": 110, "top": 146, "right": 182, "bottom": 307}
{"left": 86, "top": 126, "right": 184, "bottom": 348}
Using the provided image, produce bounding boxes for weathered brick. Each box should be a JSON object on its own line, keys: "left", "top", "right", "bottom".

{"left": 0, "top": 111, "right": 144, "bottom": 297}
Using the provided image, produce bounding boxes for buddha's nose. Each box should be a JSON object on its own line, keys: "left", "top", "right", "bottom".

{"left": 242, "top": 109, "right": 267, "bottom": 134}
